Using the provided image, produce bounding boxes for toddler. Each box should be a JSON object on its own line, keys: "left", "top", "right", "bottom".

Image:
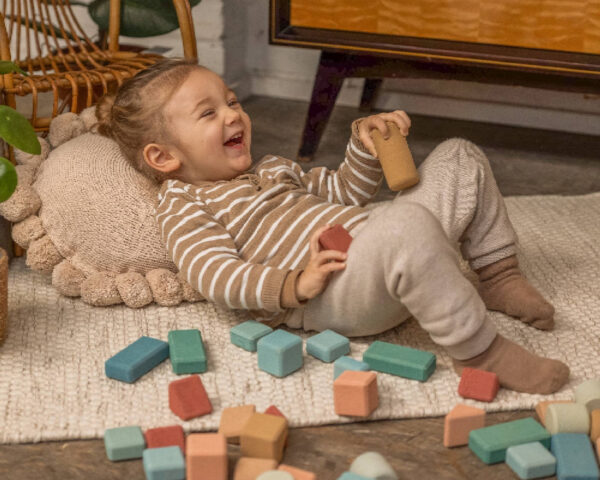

{"left": 96, "top": 59, "right": 569, "bottom": 395}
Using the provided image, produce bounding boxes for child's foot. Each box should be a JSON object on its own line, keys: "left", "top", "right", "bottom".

{"left": 476, "top": 255, "right": 555, "bottom": 330}
{"left": 452, "top": 334, "right": 569, "bottom": 394}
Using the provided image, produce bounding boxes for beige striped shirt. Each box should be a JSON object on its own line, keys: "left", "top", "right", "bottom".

{"left": 156, "top": 121, "right": 383, "bottom": 326}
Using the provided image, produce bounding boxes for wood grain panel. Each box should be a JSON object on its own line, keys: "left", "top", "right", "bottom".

{"left": 290, "top": 0, "right": 377, "bottom": 33}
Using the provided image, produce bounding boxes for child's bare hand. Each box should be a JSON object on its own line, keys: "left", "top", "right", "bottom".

{"left": 357, "top": 110, "right": 411, "bottom": 157}
{"left": 296, "top": 224, "right": 347, "bottom": 301}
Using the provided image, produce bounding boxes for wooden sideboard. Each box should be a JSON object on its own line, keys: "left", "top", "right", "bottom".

{"left": 269, "top": 0, "right": 600, "bottom": 161}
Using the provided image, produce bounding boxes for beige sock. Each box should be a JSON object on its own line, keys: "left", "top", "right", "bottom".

{"left": 476, "top": 255, "right": 555, "bottom": 330}
{"left": 452, "top": 334, "right": 570, "bottom": 394}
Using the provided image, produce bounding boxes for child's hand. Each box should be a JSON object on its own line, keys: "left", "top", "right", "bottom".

{"left": 357, "top": 110, "right": 411, "bottom": 157}
{"left": 296, "top": 224, "right": 347, "bottom": 301}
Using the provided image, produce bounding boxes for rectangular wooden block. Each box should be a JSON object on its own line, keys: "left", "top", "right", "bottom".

{"left": 318, "top": 224, "right": 353, "bottom": 253}
{"left": 535, "top": 400, "right": 573, "bottom": 427}
{"left": 105, "top": 336, "right": 169, "bottom": 383}
{"left": 443, "top": 404, "right": 486, "bottom": 448}
{"left": 240, "top": 413, "right": 288, "bottom": 462}
{"left": 363, "top": 340, "right": 436, "bottom": 381}
{"left": 187, "top": 433, "right": 227, "bottom": 480}
{"left": 458, "top": 367, "right": 499, "bottom": 402}
{"left": 551, "top": 433, "right": 600, "bottom": 480}
{"left": 168, "top": 329, "right": 207, "bottom": 374}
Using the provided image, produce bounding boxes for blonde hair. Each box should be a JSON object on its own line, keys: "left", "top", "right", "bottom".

{"left": 95, "top": 58, "right": 207, "bottom": 182}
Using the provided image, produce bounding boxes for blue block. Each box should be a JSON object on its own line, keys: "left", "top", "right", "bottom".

{"left": 230, "top": 320, "right": 273, "bottom": 352}
{"left": 336, "top": 473, "right": 371, "bottom": 480}
{"left": 105, "top": 336, "right": 170, "bottom": 383}
{"left": 104, "top": 426, "right": 146, "bottom": 461}
{"left": 333, "top": 356, "right": 370, "bottom": 380}
{"left": 551, "top": 433, "right": 600, "bottom": 480}
{"left": 306, "top": 329, "right": 350, "bottom": 363}
{"left": 142, "top": 446, "right": 185, "bottom": 480}
{"left": 506, "top": 442, "right": 556, "bottom": 479}
{"left": 257, "top": 329, "right": 303, "bottom": 377}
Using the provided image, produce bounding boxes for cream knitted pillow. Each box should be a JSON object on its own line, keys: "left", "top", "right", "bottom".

{"left": 0, "top": 108, "right": 202, "bottom": 308}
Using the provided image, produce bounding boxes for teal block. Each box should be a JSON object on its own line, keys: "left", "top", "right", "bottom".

{"left": 230, "top": 320, "right": 273, "bottom": 352}
{"left": 551, "top": 433, "right": 600, "bottom": 480}
{"left": 168, "top": 329, "right": 207, "bottom": 374}
{"left": 142, "top": 446, "right": 185, "bottom": 480}
{"left": 333, "top": 356, "right": 370, "bottom": 380}
{"left": 104, "top": 426, "right": 146, "bottom": 461}
{"left": 306, "top": 329, "right": 350, "bottom": 363}
{"left": 506, "top": 442, "right": 556, "bottom": 479}
{"left": 257, "top": 329, "right": 303, "bottom": 377}
{"left": 362, "top": 340, "right": 436, "bottom": 381}
{"left": 468, "top": 418, "right": 551, "bottom": 465}
{"left": 336, "top": 473, "right": 371, "bottom": 480}
{"left": 105, "top": 336, "right": 169, "bottom": 383}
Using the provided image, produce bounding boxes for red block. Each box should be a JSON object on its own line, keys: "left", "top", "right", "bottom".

{"left": 264, "top": 405, "right": 285, "bottom": 419}
{"left": 169, "top": 375, "right": 213, "bottom": 420}
{"left": 318, "top": 224, "right": 352, "bottom": 253}
{"left": 458, "top": 367, "right": 500, "bottom": 402}
{"left": 144, "top": 425, "right": 185, "bottom": 453}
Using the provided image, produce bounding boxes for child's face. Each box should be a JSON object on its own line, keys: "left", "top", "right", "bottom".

{"left": 163, "top": 69, "right": 252, "bottom": 183}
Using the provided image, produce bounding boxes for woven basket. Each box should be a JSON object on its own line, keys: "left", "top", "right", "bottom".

{"left": 0, "top": 248, "right": 7, "bottom": 344}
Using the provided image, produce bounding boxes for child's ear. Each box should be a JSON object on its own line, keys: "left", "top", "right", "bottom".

{"left": 143, "top": 143, "right": 181, "bottom": 173}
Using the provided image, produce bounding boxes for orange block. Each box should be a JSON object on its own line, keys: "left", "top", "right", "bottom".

{"left": 234, "top": 457, "right": 279, "bottom": 480}
{"left": 219, "top": 404, "right": 256, "bottom": 444}
{"left": 333, "top": 370, "right": 378, "bottom": 417}
{"left": 443, "top": 404, "right": 486, "bottom": 447}
{"left": 265, "top": 405, "right": 286, "bottom": 419}
{"left": 278, "top": 464, "right": 317, "bottom": 480}
{"left": 535, "top": 400, "right": 573, "bottom": 427}
{"left": 590, "top": 409, "right": 600, "bottom": 442}
{"left": 458, "top": 367, "right": 499, "bottom": 402}
{"left": 240, "top": 413, "right": 288, "bottom": 462}
{"left": 186, "top": 433, "right": 227, "bottom": 480}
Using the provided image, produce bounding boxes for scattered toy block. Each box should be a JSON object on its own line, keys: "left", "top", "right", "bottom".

{"left": 333, "top": 356, "right": 370, "bottom": 380}
{"left": 363, "top": 340, "right": 435, "bottom": 381}
{"left": 535, "top": 400, "right": 573, "bottom": 427}
{"left": 574, "top": 378, "right": 600, "bottom": 413}
{"left": 143, "top": 446, "right": 186, "bottom": 480}
{"left": 443, "top": 404, "right": 486, "bottom": 447}
{"left": 319, "top": 224, "right": 353, "bottom": 253}
{"left": 105, "top": 336, "right": 169, "bottom": 383}
{"left": 104, "top": 425, "right": 146, "bottom": 461}
{"left": 334, "top": 370, "right": 379, "bottom": 417}
{"left": 240, "top": 412, "right": 288, "bottom": 462}
{"left": 458, "top": 367, "right": 499, "bottom": 402}
{"left": 468, "top": 417, "right": 551, "bottom": 464}
{"left": 264, "top": 405, "right": 286, "bottom": 419}
{"left": 545, "top": 402, "right": 590, "bottom": 435}
{"left": 590, "top": 410, "right": 600, "bottom": 442}
{"left": 168, "top": 375, "right": 212, "bottom": 420}
{"left": 186, "top": 433, "right": 227, "bottom": 480}
{"left": 219, "top": 404, "right": 256, "bottom": 444}
{"left": 336, "top": 474, "right": 371, "bottom": 480}
{"left": 278, "top": 464, "right": 317, "bottom": 480}
{"left": 257, "top": 471, "right": 294, "bottom": 480}
{"left": 551, "top": 433, "right": 600, "bottom": 480}
{"left": 505, "top": 442, "right": 556, "bottom": 480}
{"left": 144, "top": 425, "right": 185, "bottom": 454}
{"left": 168, "top": 329, "right": 207, "bottom": 374}
{"left": 231, "top": 320, "right": 273, "bottom": 352}
{"left": 306, "top": 329, "right": 350, "bottom": 363}
{"left": 349, "top": 451, "right": 398, "bottom": 479}
{"left": 257, "top": 329, "right": 303, "bottom": 377}
{"left": 234, "top": 457, "right": 279, "bottom": 480}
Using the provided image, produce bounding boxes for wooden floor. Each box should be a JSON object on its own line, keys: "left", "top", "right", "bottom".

{"left": 1, "top": 95, "right": 599, "bottom": 479}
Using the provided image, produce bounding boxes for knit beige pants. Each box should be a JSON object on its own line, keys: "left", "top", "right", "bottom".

{"left": 286, "top": 138, "right": 518, "bottom": 360}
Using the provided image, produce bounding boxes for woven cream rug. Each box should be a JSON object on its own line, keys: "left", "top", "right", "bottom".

{"left": 1, "top": 193, "right": 599, "bottom": 444}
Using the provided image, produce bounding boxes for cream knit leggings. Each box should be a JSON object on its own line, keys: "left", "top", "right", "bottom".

{"left": 286, "top": 138, "right": 518, "bottom": 360}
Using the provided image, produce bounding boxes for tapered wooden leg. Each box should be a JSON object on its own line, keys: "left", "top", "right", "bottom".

{"left": 360, "top": 78, "right": 383, "bottom": 112}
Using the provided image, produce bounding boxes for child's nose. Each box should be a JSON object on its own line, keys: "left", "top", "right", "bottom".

{"left": 225, "top": 107, "right": 241, "bottom": 123}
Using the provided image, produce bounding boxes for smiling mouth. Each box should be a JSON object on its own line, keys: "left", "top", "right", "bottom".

{"left": 224, "top": 132, "right": 243, "bottom": 147}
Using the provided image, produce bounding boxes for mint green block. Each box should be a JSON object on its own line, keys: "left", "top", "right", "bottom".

{"left": 506, "top": 442, "right": 556, "bottom": 479}
{"left": 333, "top": 356, "right": 370, "bottom": 380}
{"left": 257, "top": 329, "right": 303, "bottom": 377}
{"left": 168, "top": 329, "right": 207, "bottom": 374}
{"left": 336, "top": 473, "right": 371, "bottom": 480}
{"left": 306, "top": 329, "right": 350, "bottom": 363}
{"left": 469, "top": 418, "right": 551, "bottom": 465}
{"left": 230, "top": 320, "right": 273, "bottom": 352}
{"left": 104, "top": 426, "right": 146, "bottom": 461}
{"left": 143, "top": 446, "right": 185, "bottom": 480}
{"left": 362, "top": 340, "right": 436, "bottom": 381}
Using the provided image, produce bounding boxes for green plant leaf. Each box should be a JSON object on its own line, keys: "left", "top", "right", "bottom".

{"left": 0, "top": 157, "right": 18, "bottom": 203}
{"left": 0, "top": 106, "right": 41, "bottom": 155}
{"left": 88, "top": 0, "right": 202, "bottom": 38}
{"left": 0, "top": 60, "right": 27, "bottom": 76}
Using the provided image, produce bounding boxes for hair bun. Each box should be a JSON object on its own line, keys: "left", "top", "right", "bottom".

{"left": 95, "top": 94, "right": 116, "bottom": 137}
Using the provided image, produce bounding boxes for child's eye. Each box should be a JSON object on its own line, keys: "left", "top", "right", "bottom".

{"left": 228, "top": 99, "right": 239, "bottom": 107}
{"left": 201, "top": 109, "right": 214, "bottom": 118}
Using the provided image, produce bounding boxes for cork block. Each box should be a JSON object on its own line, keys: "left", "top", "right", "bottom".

{"left": 105, "top": 336, "right": 169, "bottom": 383}
{"left": 257, "top": 329, "right": 303, "bottom": 378}
{"left": 142, "top": 446, "right": 186, "bottom": 480}
{"left": 240, "top": 413, "right": 288, "bottom": 462}
{"left": 551, "top": 433, "right": 600, "bottom": 480}
{"left": 349, "top": 451, "right": 398, "bottom": 480}
{"left": 186, "top": 433, "right": 227, "bottom": 480}
{"left": 257, "top": 472, "right": 294, "bottom": 480}
{"left": 505, "top": 442, "right": 556, "bottom": 480}
{"left": 458, "top": 367, "right": 500, "bottom": 402}
{"left": 265, "top": 405, "right": 286, "bottom": 419}
{"left": 219, "top": 404, "right": 256, "bottom": 444}
{"left": 334, "top": 370, "right": 379, "bottom": 417}
{"left": 535, "top": 400, "right": 573, "bottom": 427}
{"left": 574, "top": 379, "right": 600, "bottom": 413}
{"left": 104, "top": 425, "right": 146, "bottom": 461}
{"left": 144, "top": 425, "right": 185, "bottom": 454}
{"left": 306, "top": 329, "right": 350, "bottom": 363}
{"left": 234, "top": 457, "right": 279, "bottom": 480}
{"left": 168, "top": 329, "right": 207, "bottom": 374}
{"left": 231, "top": 320, "right": 273, "bottom": 352}
{"left": 168, "top": 375, "right": 212, "bottom": 420}
{"left": 318, "top": 224, "right": 353, "bottom": 253}
{"left": 590, "top": 410, "right": 600, "bottom": 442}
{"left": 545, "top": 402, "right": 590, "bottom": 435}
{"left": 363, "top": 340, "right": 435, "bottom": 382}
{"left": 333, "top": 356, "right": 370, "bottom": 380}
{"left": 278, "top": 464, "right": 317, "bottom": 480}
{"left": 468, "top": 418, "right": 551, "bottom": 464}
{"left": 443, "top": 404, "right": 486, "bottom": 448}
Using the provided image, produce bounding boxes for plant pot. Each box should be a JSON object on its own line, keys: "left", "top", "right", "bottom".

{"left": 0, "top": 247, "right": 7, "bottom": 344}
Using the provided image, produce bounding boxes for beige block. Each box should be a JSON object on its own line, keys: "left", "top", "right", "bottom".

{"left": 546, "top": 403, "right": 590, "bottom": 435}
{"left": 575, "top": 379, "right": 600, "bottom": 413}
{"left": 240, "top": 413, "right": 288, "bottom": 462}
{"left": 234, "top": 457, "right": 279, "bottom": 480}
{"left": 219, "top": 404, "right": 256, "bottom": 444}
{"left": 443, "top": 404, "right": 486, "bottom": 448}
{"left": 535, "top": 400, "right": 573, "bottom": 427}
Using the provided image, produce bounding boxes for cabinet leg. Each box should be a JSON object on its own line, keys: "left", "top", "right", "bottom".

{"left": 360, "top": 78, "right": 383, "bottom": 112}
